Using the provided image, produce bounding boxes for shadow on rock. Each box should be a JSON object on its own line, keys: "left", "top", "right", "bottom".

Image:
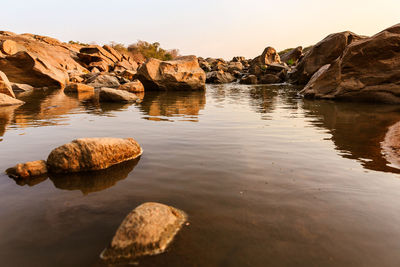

{"left": 49, "top": 157, "right": 141, "bottom": 195}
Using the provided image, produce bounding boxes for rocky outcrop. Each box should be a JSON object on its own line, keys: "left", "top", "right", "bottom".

{"left": 290, "top": 31, "right": 364, "bottom": 84}
{"left": 280, "top": 46, "right": 303, "bottom": 66}
{"left": 0, "top": 71, "right": 14, "bottom": 97}
{"left": 206, "top": 70, "right": 235, "bottom": 84}
{"left": 300, "top": 24, "right": 400, "bottom": 103}
{"left": 240, "top": 75, "right": 258, "bottom": 84}
{"left": 101, "top": 202, "right": 187, "bottom": 261}
{"left": 47, "top": 137, "right": 142, "bottom": 173}
{"left": 6, "top": 160, "right": 47, "bottom": 179}
{"left": 99, "top": 88, "right": 139, "bottom": 103}
{"left": 136, "top": 56, "right": 206, "bottom": 90}
{"left": 0, "top": 93, "right": 24, "bottom": 106}
{"left": 118, "top": 80, "right": 144, "bottom": 93}
{"left": 64, "top": 83, "right": 94, "bottom": 93}
{"left": 0, "top": 32, "right": 87, "bottom": 88}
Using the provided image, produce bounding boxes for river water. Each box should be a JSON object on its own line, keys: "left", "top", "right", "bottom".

{"left": 1, "top": 84, "right": 400, "bottom": 267}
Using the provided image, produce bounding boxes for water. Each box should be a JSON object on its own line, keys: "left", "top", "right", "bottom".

{"left": 1, "top": 84, "right": 400, "bottom": 267}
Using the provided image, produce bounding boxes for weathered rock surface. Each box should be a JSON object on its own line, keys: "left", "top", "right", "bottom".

{"left": 290, "top": 31, "right": 364, "bottom": 84}
{"left": 0, "top": 40, "right": 18, "bottom": 55}
{"left": 240, "top": 75, "right": 258, "bottom": 84}
{"left": 280, "top": 46, "right": 303, "bottom": 65}
{"left": 0, "top": 71, "right": 14, "bottom": 97}
{"left": 0, "top": 93, "right": 24, "bottom": 106}
{"left": 206, "top": 70, "right": 235, "bottom": 84}
{"left": 0, "top": 32, "right": 87, "bottom": 88}
{"left": 99, "top": 88, "right": 139, "bottom": 103}
{"left": 249, "top": 47, "right": 282, "bottom": 76}
{"left": 11, "top": 83, "right": 34, "bottom": 92}
{"left": 136, "top": 56, "right": 206, "bottom": 90}
{"left": 101, "top": 202, "right": 187, "bottom": 261}
{"left": 64, "top": 83, "right": 94, "bottom": 93}
{"left": 86, "top": 74, "right": 120, "bottom": 88}
{"left": 6, "top": 160, "right": 47, "bottom": 179}
{"left": 47, "top": 137, "right": 142, "bottom": 173}
{"left": 301, "top": 24, "right": 400, "bottom": 103}
{"left": 118, "top": 80, "right": 144, "bottom": 93}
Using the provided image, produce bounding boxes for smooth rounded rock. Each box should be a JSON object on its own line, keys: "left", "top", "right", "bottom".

{"left": 101, "top": 202, "right": 187, "bottom": 261}
{"left": 99, "top": 88, "right": 139, "bottom": 103}
{"left": 6, "top": 160, "right": 48, "bottom": 179}
{"left": 46, "top": 137, "right": 142, "bottom": 173}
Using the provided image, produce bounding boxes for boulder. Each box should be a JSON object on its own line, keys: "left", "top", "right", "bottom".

{"left": 136, "top": 56, "right": 206, "bottom": 90}
{"left": 232, "top": 56, "right": 245, "bottom": 62}
{"left": 118, "top": 80, "right": 144, "bottom": 93}
{"left": 227, "top": 61, "right": 243, "bottom": 73}
{"left": 280, "top": 46, "right": 303, "bottom": 65}
{"left": 46, "top": 137, "right": 142, "bottom": 173}
{"left": 0, "top": 71, "right": 15, "bottom": 97}
{"left": 290, "top": 31, "right": 364, "bottom": 84}
{"left": 11, "top": 83, "right": 34, "bottom": 93}
{"left": 240, "top": 75, "right": 258, "bottom": 84}
{"left": 258, "top": 74, "right": 282, "bottom": 84}
{"left": 119, "top": 70, "right": 137, "bottom": 81}
{"left": 0, "top": 40, "right": 18, "bottom": 55}
{"left": 206, "top": 70, "right": 235, "bottom": 84}
{"left": 0, "top": 33, "right": 87, "bottom": 88}
{"left": 0, "top": 93, "right": 24, "bottom": 106}
{"left": 103, "top": 45, "right": 123, "bottom": 62}
{"left": 6, "top": 160, "right": 47, "bottom": 179}
{"left": 249, "top": 47, "right": 281, "bottom": 76}
{"left": 300, "top": 24, "right": 400, "bottom": 103}
{"left": 101, "top": 202, "right": 187, "bottom": 261}
{"left": 99, "top": 88, "right": 139, "bottom": 103}
{"left": 87, "top": 74, "right": 120, "bottom": 88}
{"left": 64, "top": 83, "right": 94, "bottom": 93}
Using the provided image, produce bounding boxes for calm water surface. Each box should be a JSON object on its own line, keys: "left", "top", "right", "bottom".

{"left": 1, "top": 84, "right": 400, "bottom": 267}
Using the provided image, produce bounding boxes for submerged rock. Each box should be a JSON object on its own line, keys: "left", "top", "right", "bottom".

{"left": 101, "top": 202, "right": 187, "bottom": 261}
{"left": 0, "top": 93, "right": 24, "bottom": 106}
{"left": 136, "top": 55, "right": 206, "bottom": 90}
{"left": 6, "top": 160, "right": 48, "bottom": 179}
{"left": 99, "top": 88, "right": 139, "bottom": 103}
{"left": 46, "top": 137, "right": 142, "bottom": 173}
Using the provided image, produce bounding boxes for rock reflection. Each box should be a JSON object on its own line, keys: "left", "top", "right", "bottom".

{"left": 13, "top": 175, "right": 48, "bottom": 187}
{"left": 302, "top": 100, "right": 400, "bottom": 173}
{"left": 139, "top": 90, "right": 205, "bottom": 122}
{"left": 0, "top": 105, "right": 20, "bottom": 139}
{"left": 49, "top": 158, "right": 140, "bottom": 194}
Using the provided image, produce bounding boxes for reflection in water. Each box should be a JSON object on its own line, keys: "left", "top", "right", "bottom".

{"left": 49, "top": 158, "right": 140, "bottom": 194}
{"left": 302, "top": 100, "right": 400, "bottom": 173}
{"left": 13, "top": 174, "right": 49, "bottom": 187}
{"left": 0, "top": 105, "right": 20, "bottom": 139}
{"left": 139, "top": 90, "right": 206, "bottom": 122}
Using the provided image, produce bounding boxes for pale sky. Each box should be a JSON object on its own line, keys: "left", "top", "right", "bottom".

{"left": 1, "top": 0, "right": 399, "bottom": 59}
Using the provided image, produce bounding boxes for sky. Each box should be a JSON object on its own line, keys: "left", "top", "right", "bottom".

{"left": 1, "top": 0, "right": 399, "bottom": 59}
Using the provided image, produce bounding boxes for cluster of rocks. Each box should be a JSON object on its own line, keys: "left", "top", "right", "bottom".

{"left": 201, "top": 46, "right": 303, "bottom": 85}
{"left": 0, "top": 31, "right": 206, "bottom": 106}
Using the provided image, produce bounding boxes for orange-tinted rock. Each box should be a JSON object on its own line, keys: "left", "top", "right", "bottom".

{"left": 118, "top": 80, "right": 144, "bottom": 93}
{"left": 64, "top": 83, "right": 94, "bottom": 93}
{"left": 47, "top": 137, "right": 143, "bottom": 173}
{"left": 100, "top": 88, "right": 139, "bottom": 103}
{"left": 101, "top": 202, "right": 187, "bottom": 261}
{"left": 0, "top": 71, "right": 14, "bottom": 97}
{"left": 0, "top": 40, "right": 18, "bottom": 55}
{"left": 0, "top": 93, "right": 24, "bottom": 106}
{"left": 6, "top": 160, "right": 48, "bottom": 179}
{"left": 136, "top": 56, "right": 206, "bottom": 90}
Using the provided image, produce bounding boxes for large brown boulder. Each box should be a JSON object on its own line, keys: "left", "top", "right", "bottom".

{"left": 290, "top": 31, "right": 364, "bottom": 84}
{"left": 136, "top": 56, "right": 206, "bottom": 90}
{"left": 101, "top": 202, "right": 187, "bottom": 261}
{"left": 118, "top": 80, "right": 144, "bottom": 93}
{"left": 301, "top": 24, "right": 400, "bottom": 103}
{"left": 46, "top": 137, "right": 142, "bottom": 173}
{"left": 99, "top": 88, "right": 139, "bottom": 103}
{"left": 0, "top": 71, "right": 14, "bottom": 97}
{"left": 249, "top": 47, "right": 281, "bottom": 76}
{"left": 0, "top": 32, "right": 87, "bottom": 88}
